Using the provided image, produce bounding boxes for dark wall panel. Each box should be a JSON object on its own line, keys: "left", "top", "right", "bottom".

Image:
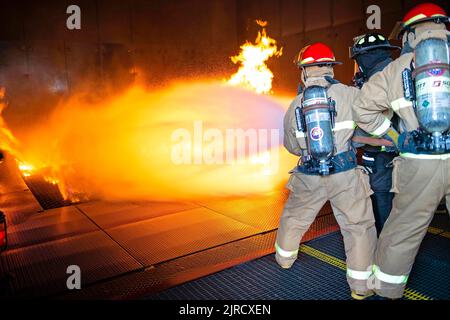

{"left": 236, "top": 0, "right": 281, "bottom": 43}
{"left": 305, "top": 0, "right": 331, "bottom": 32}
{"left": 271, "top": 32, "right": 304, "bottom": 94}
{"left": 0, "top": 42, "right": 29, "bottom": 127}
{"left": 281, "top": 0, "right": 304, "bottom": 37}
{"left": 131, "top": 0, "right": 161, "bottom": 45}
{"left": 98, "top": 0, "right": 133, "bottom": 45}
{"left": 0, "top": 1, "right": 25, "bottom": 41}
{"left": 0, "top": 0, "right": 449, "bottom": 131}
{"left": 27, "top": 41, "right": 67, "bottom": 87}
{"left": 22, "top": 0, "right": 67, "bottom": 41}
{"left": 333, "top": 0, "right": 364, "bottom": 26}
{"left": 1, "top": 40, "right": 68, "bottom": 132}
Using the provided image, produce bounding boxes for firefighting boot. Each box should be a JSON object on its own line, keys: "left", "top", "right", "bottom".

{"left": 351, "top": 290, "right": 374, "bottom": 300}
{"left": 275, "top": 254, "right": 296, "bottom": 269}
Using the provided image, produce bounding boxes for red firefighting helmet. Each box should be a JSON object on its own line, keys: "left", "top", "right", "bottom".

{"left": 389, "top": 2, "right": 449, "bottom": 39}
{"left": 294, "top": 42, "right": 342, "bottom": 67}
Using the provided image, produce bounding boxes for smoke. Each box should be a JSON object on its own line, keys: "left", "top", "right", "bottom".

{"left": 13, "top": 81, "right": 295, "bottom": 201}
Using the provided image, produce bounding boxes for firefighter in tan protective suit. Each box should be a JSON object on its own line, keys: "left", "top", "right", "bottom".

{"left": 353, "top": 3, "right": 450, "bottom": 299}
{"left": 275, "top": 42, "right": 377, "bottom": 300}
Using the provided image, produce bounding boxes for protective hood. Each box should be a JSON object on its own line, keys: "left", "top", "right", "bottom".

{"left": 301, "top": 65, "right": 335, "bottom": 88}
{"left": 355, "top": 48, "right": 393, "bottom": 79}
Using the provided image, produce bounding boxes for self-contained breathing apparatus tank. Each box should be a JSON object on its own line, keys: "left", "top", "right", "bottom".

{"left": 403, "top": 38, "right": 450, "bottom": 153}
{"left": 295, "top": 85, "right": 336, "bottom": 175}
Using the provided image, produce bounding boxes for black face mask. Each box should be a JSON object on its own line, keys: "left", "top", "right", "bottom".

{"left": 355, "top": 48, "right": 393, "bottom": 79}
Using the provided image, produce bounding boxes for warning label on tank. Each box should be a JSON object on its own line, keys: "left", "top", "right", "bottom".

{"left": 305, "top": 112, "right": 330, "bottom": 123}
{"left": 310, "top": 127, "right": 324, "bottom": 141}
{"left": 416, "top": 76, "right": 450, "bottom": 95}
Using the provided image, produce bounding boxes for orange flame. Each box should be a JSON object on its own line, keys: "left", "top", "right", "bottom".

{"left": 227, "top": 20, "right": 283, "bottom": 94}
{"left": 0, "top": 19, "right": 294, "bottom": 202}
{"left": 17, "top": 161, "right": 35, "bottom": 177}
{"left": 11, "top": 82, "right": 294, "bottom": 202}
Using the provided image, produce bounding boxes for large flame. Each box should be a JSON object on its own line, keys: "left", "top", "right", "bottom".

{"left": 1, "top": 19, "right": 296, "bottom": 202}
{"left": 11, "top": 82, "right": 294, "bottom": 201}
{"left": 227, "top": 20, "right": 283, "bottom": 94}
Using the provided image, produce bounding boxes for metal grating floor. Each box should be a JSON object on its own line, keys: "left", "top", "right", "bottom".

{"left": 5, "top": 206, "right": 99, "bottom": 249}
{"left": 196, "top": 191, "right": 289, "bottom": 232}
{"left": 1, "top": 153, "right": 340, "bottom": 299}
{"left": 0, "top": 190, "right": 43, "bottom": 225}
{"left": 147, "top": 238, "right": 354, "bottom": 300}
{"left": 147, "top": 213, "right": 450, "bottom": 300}
{"left": 22, "top": 174, "right": 71, "bottom": 210}
{"left": 104, "top": 207, "right": 262, "bottom": 266}
{"left": 60, "top": 213, "right": 338, "bottom": 300}
{"left": 0, "top": 231, "right": 143, "bottom": 298}
{"left": 0, "top": 188, "right": 336, "bottom": 299}
{"left": 408, "top": 233, "right": 450, "bottom": 299}
{"left": 77, "top": 200, "right": 200, "bottom": 229}
{"left": 430, "top": 210, "right": 450, "bottom": 232}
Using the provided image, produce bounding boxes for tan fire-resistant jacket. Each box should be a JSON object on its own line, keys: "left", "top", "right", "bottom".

{"left": 354, "top": 28, "right": 450, "bottom": 137}
{"left": 284, "top": 78, "right": 359, "bottom": 161}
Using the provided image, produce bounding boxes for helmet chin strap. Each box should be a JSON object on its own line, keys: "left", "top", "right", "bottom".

{"left": 301, "top": 67, "right": 308, "bottom": 83}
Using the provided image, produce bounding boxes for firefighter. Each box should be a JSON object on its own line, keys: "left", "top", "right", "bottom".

{"left": 353, "top": 3, "right": 450, "bottom": 299}
{"left": 275, "top": 42, "right": 377, "bottom": 300}
{"left": 350, "top": 33, "right": 401, "bottom": 234}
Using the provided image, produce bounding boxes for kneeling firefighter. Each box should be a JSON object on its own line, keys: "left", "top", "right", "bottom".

{"left": 275, "top": 42, "right": 377, "bottom": 300}
{"left": 350, "top": 33, "right": 401, "bottom": 234}
{"left": 353, "top": 3, "right": 450, "bottom": 299}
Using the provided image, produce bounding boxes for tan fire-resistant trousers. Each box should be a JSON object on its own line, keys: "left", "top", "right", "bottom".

{"left": 275, "top": 167, "right": 377, "bottom": 294}
{"left": 374, "top": 156, "right": 450, "bottom": 299}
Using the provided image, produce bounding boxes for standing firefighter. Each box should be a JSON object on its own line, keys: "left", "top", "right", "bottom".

{"left": 350, "top": 33, "right": 401, "bottom": 234}
{"left": 275, "top": 42, "right": 377, "bottom": 300}
{"left": 353, "top": 3, "right": 450, "bottom": 299}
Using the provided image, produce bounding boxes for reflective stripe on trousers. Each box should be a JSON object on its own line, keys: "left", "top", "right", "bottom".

{"left": 275, "top": 243, "right": 298, "bottom": 258}
{"left": 277, "top": 241, "right": 374, "bottom": 281}
{"left": 347, "top": 267, "right": 373, "bottom": 280}
{"left": 373, "top": 265, "right": 408, "bottom": 284}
